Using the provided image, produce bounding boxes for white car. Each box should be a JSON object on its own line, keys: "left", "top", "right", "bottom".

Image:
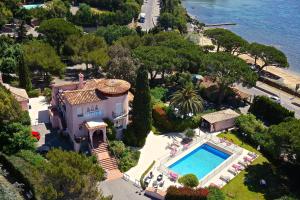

{"left": 269, "top": 95, "right": 281, "bottom": 104}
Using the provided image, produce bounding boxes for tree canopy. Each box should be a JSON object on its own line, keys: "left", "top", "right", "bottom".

{"left": 133, "top": 45, "right": 177, "bottom": 81}
{"left": 170, "top": 84, "right": 203, "bottom": 118}
{"left": 0, "top": 2, "right": 13, "bottom": 28}
{"left": 40, "top": 149, "right": 107, "bottom": 200}
{"left": 204, "top": 28, "right": 248, "bottom": 54}
{"left": 96, "top": 25, "right": 137, "bottom": 44}
{"left": 38, "top": 18, "right": 82, "bottom": 54}
{"left": 63, "top": 34, "right": 108, "bottom": 68}
{"left": 203, "top": 52, "right": 258, "bottom": 104}
{"left": 22, "top": 40, "right": 66, "bottom": 78}
{"left": 106, "top": 45, "right": 139, "bottom": 85}
{"left": 247, "top": 42, "right": 289, "bottom": 70}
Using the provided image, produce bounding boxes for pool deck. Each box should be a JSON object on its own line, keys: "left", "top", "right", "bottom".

{"left": 125, "top": 129, "right": 256, "bottom": 192}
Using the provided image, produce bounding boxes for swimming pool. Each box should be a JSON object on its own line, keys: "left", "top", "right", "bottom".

{"left": 23, "top": 4, "right": 44, "bottom": 10}
{"left": 168, "top": 143, "right": 231, "bottom": 179}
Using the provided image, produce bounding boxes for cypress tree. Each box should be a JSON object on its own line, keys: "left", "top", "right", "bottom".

{"left": 18, "top": 51, "right": 32, "bottom": 91}
{"left": 132, "top": 65, "right": 152, "bottom": 146}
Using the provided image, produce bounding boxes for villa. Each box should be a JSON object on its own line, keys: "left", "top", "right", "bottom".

{"left": 49, "top": 73, "right": 130, "bottom": 152}
{"left": 0, "top": 73, "right": 29, "bottom": 111}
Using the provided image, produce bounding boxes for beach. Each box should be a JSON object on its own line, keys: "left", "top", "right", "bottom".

{"left": 182, "top": 0, "right": 300, "bottom": 74}
{"left": 195, "top": 33, "right": 300, "bottom": 91}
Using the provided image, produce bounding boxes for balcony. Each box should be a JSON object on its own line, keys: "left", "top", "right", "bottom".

{"left": 84, "top": 110, "right": 103, "bottom": 119}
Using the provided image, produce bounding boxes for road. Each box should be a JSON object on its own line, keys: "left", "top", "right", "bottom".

{"left": 236, "top": 81, "right": 300, "bottom": 118}
{"left": 138, "top": 0, "right": 160, "bottom": 31}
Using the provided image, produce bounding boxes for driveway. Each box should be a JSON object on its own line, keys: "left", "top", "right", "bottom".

{"left": 28, "top": 96, "right": 50, "bottom": 125}
{"left": 32, "top": 124, "right": 73, "bottom": 151}
{"left": 99, "top": 178, "right": 154, "bottom": 200}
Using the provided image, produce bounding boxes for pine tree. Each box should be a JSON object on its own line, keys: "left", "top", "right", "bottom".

{"left": 132, "top": 65, "right": 151, "bottom": 146}
{"left": 18, "top": 51, "right": 32, "bottom": 91}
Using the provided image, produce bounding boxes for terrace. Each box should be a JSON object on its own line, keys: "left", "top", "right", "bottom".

{"left": 124, "top": 129, "right": 258, "bottom": 195}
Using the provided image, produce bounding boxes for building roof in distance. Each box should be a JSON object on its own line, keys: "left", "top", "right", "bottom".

{"left": 201, "top": 109, "right": 240, "bottom": 124}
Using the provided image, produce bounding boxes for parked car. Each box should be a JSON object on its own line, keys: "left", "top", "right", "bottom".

{"left": 31, "top": 131, "right": 41, "bottom": 141}
{"left": 269, "top": 95, "right": 281, "bottom": 104}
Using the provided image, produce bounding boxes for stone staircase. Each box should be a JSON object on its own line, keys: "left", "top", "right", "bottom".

{"left": 92, "top": 142, "right": 123, "bottom": 181}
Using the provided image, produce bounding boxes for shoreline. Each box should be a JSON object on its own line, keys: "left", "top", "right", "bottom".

{"left": 184, "top": 9, "right": 300, "bottom": 92}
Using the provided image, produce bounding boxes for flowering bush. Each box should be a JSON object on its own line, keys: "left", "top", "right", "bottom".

{"left": 165, "top": 186, "right": 209, "bottom": 200}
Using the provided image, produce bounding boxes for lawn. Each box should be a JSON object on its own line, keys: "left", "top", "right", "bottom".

{"left": 217, "top": 132, "right": 287, "bottom": 200}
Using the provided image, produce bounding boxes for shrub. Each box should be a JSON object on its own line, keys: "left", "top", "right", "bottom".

{"left": 185, "top": 128, "right": 195, "bottom": 138}
{"left": 109, "top": 141, "right": 126, "bottom": 157}
{"left": 249, "top": 96, "right": 294, "bottom": 125}
{"left": 140, "top": 161, "right": 155, "bottom": 189}
{"left": 152, "top": 104, "right": 202, "bottom": 133}
{"left": 103, "top": 118, "right": 117, "bottom": 140}
{"left": 207, "top": 186, "right": 225, "bottom": 200}
{"left": 109, "top": 140, "right": 140, "bottom": 172}
{"left": 152, "top": 105, "right": 173, "bottom": 132}
{"left": 151, "top": 87, "right": 167, "bottom": 104}
{"left": 27, "top": 89, "right": 41, "bottom": 98}
{"left": 165, "top": 186, "right": 209, "bottom": 200}
{"left": 122, "top": 125, "right": 139, "bottom": 146}
{"left": 43, "top": 87, "right": 52, "bottom": 102}
{"left": 178, "top": 174, "right": 199, "bottom": 187}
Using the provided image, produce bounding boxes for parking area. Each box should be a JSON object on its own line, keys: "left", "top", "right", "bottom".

{"left": 99, "top": 178, "right": 153, "bottom": 200}
{"left": 29, "top": 96, "right": 73, "bottom": 151}
{"left": 28, "top": 96, "right": 50, "bottom": 125}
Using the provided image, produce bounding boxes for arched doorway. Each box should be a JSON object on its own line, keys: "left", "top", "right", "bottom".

{"left": 92, "top": 130, "right": 104, "bottom": 148}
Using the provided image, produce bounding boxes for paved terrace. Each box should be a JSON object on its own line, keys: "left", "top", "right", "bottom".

{"left": 125, "top": 130, "right": 255, "bottom": 192}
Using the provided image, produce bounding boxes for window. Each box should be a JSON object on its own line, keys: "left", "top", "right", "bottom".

{"left": 91, "top": 106, "right": 94, "bottom": 112}
{"left": 77, "top": 107, "right": 83, "bottom": 117}
{"left": 95, "top": 105, "right": 98, "bottom": 110}
{"left": 87, "top": 107, "right": 90, "bottom": 112}
{"left": 116, "top": 103, "right": 122, "bottom": 115}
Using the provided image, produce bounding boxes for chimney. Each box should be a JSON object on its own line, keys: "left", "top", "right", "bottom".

{"left": 78, "top": 73, "right": 84, "bottom": 89}
{"left": 0, "top": 72, "right": 3, "bottom": 84}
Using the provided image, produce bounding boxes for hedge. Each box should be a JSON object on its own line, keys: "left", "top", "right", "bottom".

{"left": 178, "top": 174, "right": 199, "bottom": 187}
{"left": 249, "top": 96, "right": 294, "bottom": 125}
{"left": 140, "top": 160, "right": 155, "bottom": 189}
{"left": 165, "top": 186, "right": 209, "bottom": 200}
{"left": 0, "top": 153, "right": 38, "bottom": 200}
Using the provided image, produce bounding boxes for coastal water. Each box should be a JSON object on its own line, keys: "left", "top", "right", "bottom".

{"left": 182, "top": 0, "right": 300, "bottom": 73}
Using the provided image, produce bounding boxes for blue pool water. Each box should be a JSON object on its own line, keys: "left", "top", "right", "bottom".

{"left": 23, "top": 4, "right": 44, "bottom": 10}
{"left": 168, "top": 144, "right": 230, "bottom": 179}
{"left": 182, "top": 0, "right": 300, "bottom": 73}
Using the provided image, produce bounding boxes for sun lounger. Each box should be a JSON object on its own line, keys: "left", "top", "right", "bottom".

{"left": 168, "top": 171, "right": 178, "bottom": 181}
{"left": 244, "top": 156, "right": 254, "bottom": 163}
{"left": 219, "top": 138, "right": 226, "bottom": 143}
{"left": 232, "top": 164, "right": 243, "bottom": 171}
{"left": 228, "top": 168, "right": 237, "bottom": 175}
{"left": 170, "top": 149, "right": 177, "bottom": 157}
{"left": 182, "top": 143, "right": 190, "bottom": 150}
{"left": 248, "top": 152, "right": 258, "bottom": 159}
{"left": 220, "top": 175, "right": 231, "bottom": 183}
{"left": 238, "top": 160, "right": 248, "bottom": 167}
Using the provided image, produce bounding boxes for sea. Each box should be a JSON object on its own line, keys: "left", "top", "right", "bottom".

{"left": 182, "top": 0, "right": 300, "bottom": 73}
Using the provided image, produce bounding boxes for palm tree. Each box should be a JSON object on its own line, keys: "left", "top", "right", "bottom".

{"left": 170, "top": 84, "right": 203, "bottom": 118}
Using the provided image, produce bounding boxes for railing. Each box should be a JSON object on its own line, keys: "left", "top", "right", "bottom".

{"left": 112, "top": 110, "right": 127, "bottom": 119}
